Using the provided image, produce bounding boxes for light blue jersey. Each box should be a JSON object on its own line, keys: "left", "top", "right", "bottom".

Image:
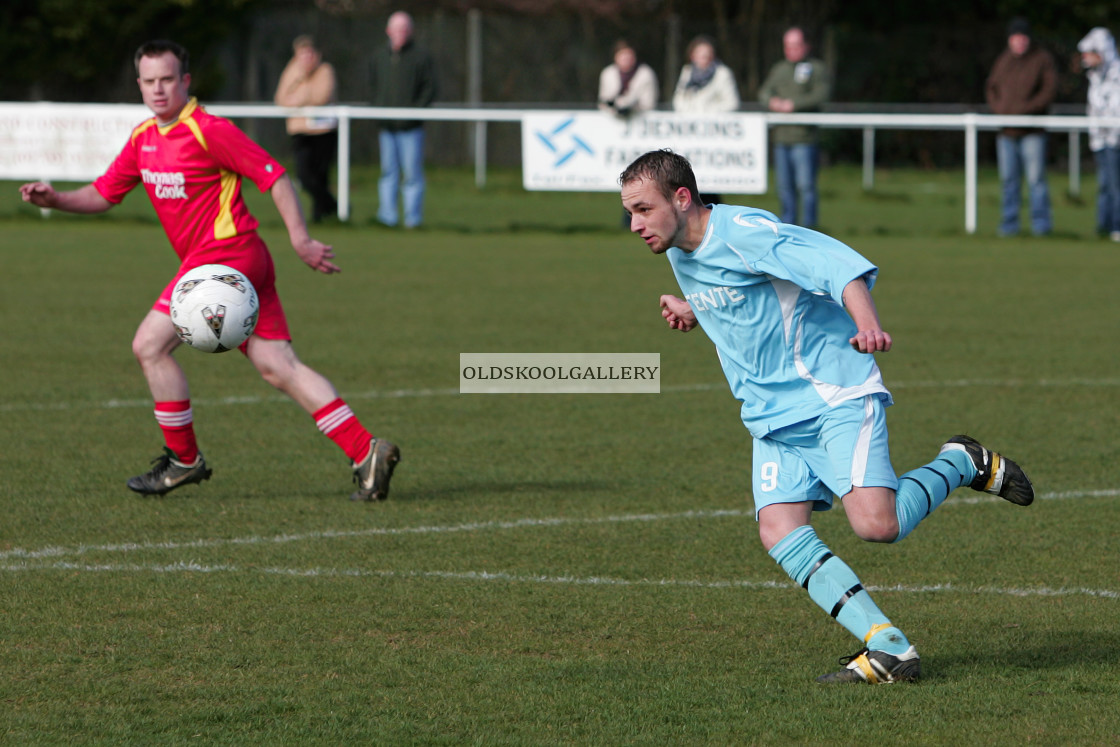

{"left": 667, "top": 204, "right": 891, "bottom": 438}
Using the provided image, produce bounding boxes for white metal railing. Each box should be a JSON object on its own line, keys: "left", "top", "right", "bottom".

{"left": 150, "top": 105, "right": 1120, "bottom": 233}
{"left": 208, "top": 104, "right": 522, "bottom": 224}
{"left": 762, "top": 111, "right": 1116, "bottom": 234}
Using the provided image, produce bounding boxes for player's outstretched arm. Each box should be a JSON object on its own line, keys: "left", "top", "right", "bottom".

{"left": 660, "top": 294, "right": 698, "bottom": 332}
{"left": 19, "top": 182, "right": 112, "bottom": 213}
{"left": 842, "top": 277, "right": 892, "bottom": 353}
{"left": 269, "top": 174, "right": 340, "bottom": 274}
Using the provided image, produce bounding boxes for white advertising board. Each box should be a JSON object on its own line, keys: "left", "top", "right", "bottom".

{"left": 522, "top": 111, "right": 767, "bottom": 193}
{"left": 0, "top": 103, "right": 149, "bottom": 181}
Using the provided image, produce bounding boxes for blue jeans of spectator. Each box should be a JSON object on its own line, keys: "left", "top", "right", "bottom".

{"left": 996, "top": 133, "right": 1051, "bottom": 236}
{"left": 1093, "top": 146, "right": 1120, "bottom": 235}
{"left": 774, "top": 143, "right": 819, "bottom": 227}
{"left": 378, "top": 127, "right": 426, "bottom": 228}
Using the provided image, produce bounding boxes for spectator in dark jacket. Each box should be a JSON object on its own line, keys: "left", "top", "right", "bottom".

{"left": 370, "top": 11, "right": 437, "bottom": 228}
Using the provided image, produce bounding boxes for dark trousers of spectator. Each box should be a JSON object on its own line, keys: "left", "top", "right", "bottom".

{"left": 292, "top": 131, "right": 338, "bottom": 222}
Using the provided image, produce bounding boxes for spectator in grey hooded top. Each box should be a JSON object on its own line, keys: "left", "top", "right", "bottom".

{"left": 1078, "top": 27, "right": 1120, "bottom": 241}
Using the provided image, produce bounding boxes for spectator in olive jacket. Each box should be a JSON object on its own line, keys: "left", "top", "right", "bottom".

{"left": 758, "top": 27, "right": 831, "bottom": 228}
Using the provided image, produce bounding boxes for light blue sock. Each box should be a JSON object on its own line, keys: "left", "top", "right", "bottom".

{"left": 894, "top": 448, "right": 977, "bottom": 542}
{"left": 769, "top": 525, "right": 911, "bottom": 655}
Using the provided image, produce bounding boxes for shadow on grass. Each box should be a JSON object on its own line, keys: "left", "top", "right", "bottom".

{"left": 925, "top": 630, "right": 1120, "bottom": 682}
{"left": 830, "top": 189, "right": 914, "bottom": 203}
{"left": 363, "top": 217, "right": 621, "bottom": 235}
{"left": 3, "top": 210, "right": 162, "bottom": 227}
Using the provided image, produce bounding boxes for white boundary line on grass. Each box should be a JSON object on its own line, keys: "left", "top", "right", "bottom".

{"left": 1, "top": 509, "right": 747, "bottom": 561}
{"left": 1, "top": 560, "right": 1117, "bottom": 600}
{"left": 4, "top": 380, "right": 1118, "bottom": 599}
{"left": 3, "top": 491, "right": 1118, "bottom": 563}
{"left": 2, "top": 495, "right": 1119, "bottom": 601}
{"left": 3, "top": 376, "right": 1120, "bottom": 413}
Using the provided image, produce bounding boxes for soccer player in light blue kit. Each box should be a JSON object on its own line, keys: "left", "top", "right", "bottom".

{"left": 620, "top": 150, "right": 1035, "bottom": 684}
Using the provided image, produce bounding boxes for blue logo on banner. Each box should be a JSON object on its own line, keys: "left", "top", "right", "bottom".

{"left": 535, "top": 117, "right": 594, "bottom": 168}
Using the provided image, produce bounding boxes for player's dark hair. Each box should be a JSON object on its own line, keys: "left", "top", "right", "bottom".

{"left": 134, "top": 40, "right": 190, "bottom": 76}
{"left": 619, "top": 149, "right": 701, "bottom": 204}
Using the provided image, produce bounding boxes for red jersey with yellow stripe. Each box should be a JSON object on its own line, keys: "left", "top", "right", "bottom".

{"left": 94, "top": 98, "right": 286, "bottom": 265}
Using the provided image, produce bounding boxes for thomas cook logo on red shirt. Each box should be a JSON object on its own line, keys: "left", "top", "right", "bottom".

{"left": 141, "top": 169, "right": 187, "bottom": 199}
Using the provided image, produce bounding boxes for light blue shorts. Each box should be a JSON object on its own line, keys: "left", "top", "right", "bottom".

{"left": 751, "top": 395, "right": 899, "bottom": 518}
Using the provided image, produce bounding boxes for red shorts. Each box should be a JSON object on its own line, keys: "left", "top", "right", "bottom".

{"left": 154, "top": 234, "right": 291, "bottom": 348}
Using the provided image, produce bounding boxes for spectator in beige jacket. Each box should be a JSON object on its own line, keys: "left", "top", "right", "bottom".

{"left": 274, "top": 35, "right": 338, "bottom": 222}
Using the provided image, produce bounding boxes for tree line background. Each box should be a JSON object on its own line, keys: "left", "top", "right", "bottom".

{"left": 1, "top": 0, "right": 1116, "bottom": 167}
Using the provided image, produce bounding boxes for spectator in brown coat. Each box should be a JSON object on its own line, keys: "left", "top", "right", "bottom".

{"left": 986, "top": 17, "right": 1057, "bottom": 236}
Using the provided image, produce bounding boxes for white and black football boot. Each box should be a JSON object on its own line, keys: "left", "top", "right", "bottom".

{"left": 940, "top": 435, "right": 1034, "bottom": 506}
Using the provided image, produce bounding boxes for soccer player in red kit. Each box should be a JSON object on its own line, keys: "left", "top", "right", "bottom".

{"left": 19, "top": 40, "right": 399, "bottom": 501}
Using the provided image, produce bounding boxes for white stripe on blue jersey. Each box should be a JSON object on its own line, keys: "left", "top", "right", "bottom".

{"left": 667, "top": 204, "right": 892, "bottom": 438}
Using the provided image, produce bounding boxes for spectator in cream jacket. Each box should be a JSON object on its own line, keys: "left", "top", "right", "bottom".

{"left": 672, "top": 36, "right": 740, "bottom": 114}
{"left": 673, "top": 35, "right": 740, "bottom": 204}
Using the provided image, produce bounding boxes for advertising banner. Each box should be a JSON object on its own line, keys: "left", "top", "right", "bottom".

{"left": 0, "top": 103, "right": 149, "bottom": 181}
{"left": 522, "top": 111, "right": 767, "bottom": 193}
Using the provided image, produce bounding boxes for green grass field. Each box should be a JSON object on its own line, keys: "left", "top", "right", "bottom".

{"left": 2, "top": 164, "right": 1119, "bottom": 745}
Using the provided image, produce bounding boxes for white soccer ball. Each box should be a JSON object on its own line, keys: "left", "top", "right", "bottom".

{"left": 169, "top": 264, "right": 259, "bottom": 353}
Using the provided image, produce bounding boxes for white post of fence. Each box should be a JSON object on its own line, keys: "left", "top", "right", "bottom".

{"left": 862, "top": 126, "right": 875, "bottom": 190}
{"left": 337, "top": 108, "right": 351, "bottom": 221}
{"left": 965, "top": 113, "right": 978, "bottom": 234}
{"left": 1068, "top": 130, "right": 1080, "bottom": 198}
{"left": 468, "top": 10, "right": 486, "bottom": 188}
{"left": 475, "top": 121, "right": 487, "bottom": 188}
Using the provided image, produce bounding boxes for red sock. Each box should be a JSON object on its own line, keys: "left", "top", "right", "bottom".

{"left": 313, "top": 398, "right": 372, "bottom": 463}
{"left": 154, "top": 400, "right": 199, "bottom": 464}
